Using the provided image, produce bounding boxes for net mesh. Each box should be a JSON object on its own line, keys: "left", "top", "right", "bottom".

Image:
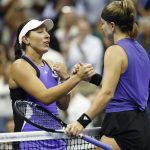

{"left": 0, "top": 127, "right": 101, "bottom": 150}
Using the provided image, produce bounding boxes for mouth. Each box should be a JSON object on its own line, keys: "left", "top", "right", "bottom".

{"left": 44, "top": 41, "right": 50, "bottom": 47}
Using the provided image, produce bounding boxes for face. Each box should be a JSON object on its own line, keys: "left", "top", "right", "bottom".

{"left": 24, "top": 25, "right": 50, "bottom": 54}
{"left": 64, "top": 12, "right": 76, "bottom": 28}
{"left": 77, "top": 20, "right": 90, "bottom": 38}
{"left": 100, "top": 18, "right": 114, "bottom": 39}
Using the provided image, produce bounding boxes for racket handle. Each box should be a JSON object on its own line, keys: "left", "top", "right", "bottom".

{"left": 80, "top": 134, "right": 112, "bottom": 150}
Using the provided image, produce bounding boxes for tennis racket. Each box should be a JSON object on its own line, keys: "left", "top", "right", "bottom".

{"left": 14, "top": 100, "right": 112, "bottom": 150}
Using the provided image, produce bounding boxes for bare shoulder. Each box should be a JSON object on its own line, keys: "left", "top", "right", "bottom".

{"left": 105, "top": 45, "right": 124, "bottom": 55}
{"left": 11, "top": 59, "right": 36, "bottom": 77}
{"left": 11, "top": 59, "right": 31, "bottom": 71}
{"left": 105, "top": 45, "right": 126, "bottom": 61}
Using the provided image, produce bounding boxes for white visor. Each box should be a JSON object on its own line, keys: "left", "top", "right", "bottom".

{"left": 19, "top": 19, "right": 54, "bottom": 44}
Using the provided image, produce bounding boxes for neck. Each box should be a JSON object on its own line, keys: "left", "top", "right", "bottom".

{"left": 25, "top": 50, "right": 43, "bottom": 66}
{"left": 114, "top": 32, "right": 130, "bottom": 43}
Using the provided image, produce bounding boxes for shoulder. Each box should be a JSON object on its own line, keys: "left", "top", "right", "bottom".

{"left": 105, "top": 45, "right": 125, "bottom": 58}
{"left": 105, "top": 45, "right": 124, "bottom": 53}
{"left": 11, "top": 59, "right": 36, "bottom": 75}
{"left": 11, "top": 59, "right": 28, "bottom": 69}
{"left": 104, "top": 45, "right": 126, "bottom": 65}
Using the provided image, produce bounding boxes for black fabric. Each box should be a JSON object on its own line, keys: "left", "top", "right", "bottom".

{"left": 100, "top": 110, "right": 150, "bottom": 150}
{"left": 77, "top": 113, "right": 92, "bottom": 128}
{"left": 22, "top": 55, "right": 40, "bottom": 78}
{"left": 42, "top": 59, "right": 52, "bottom": 71}
{"left": 10, "top": 55, "right": 41, "bottom": 132}
{"left": 42, "top": 60, "right": 58, "bottom": 83}
{"left": 90, "top": 73, "right": 102, "bottom": 86}
{"left": 10, "top": 88, "right": 27, "bottom": 132}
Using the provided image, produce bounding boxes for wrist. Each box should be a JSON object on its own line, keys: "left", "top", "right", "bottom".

{"left": 89, "top": 73, "right": 102, "bottom": 86}
{"left": 63, "top": 75, "right": 70, "bottom": 81}
{"left": 77, "top": 113, "right": 92, "bottom": 128}
{"left": 60, "top": 75, "right": 70, "bottom": 83}
{"left": 72, "top": 74, "right": 82, "bottom": 82}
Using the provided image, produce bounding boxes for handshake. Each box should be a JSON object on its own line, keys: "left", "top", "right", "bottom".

{"left": 71, "top": 63, "right": 96, "bottom": 81}
{"left": 53, "top": 62, "right": 102, "bottom": 86}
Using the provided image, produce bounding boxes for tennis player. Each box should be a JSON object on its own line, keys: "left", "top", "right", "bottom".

{"left": 9, "top": 19, "right": 95, "bottom": 149}
{"left": 65, "top": 0, "right": 150, "bottom": 150}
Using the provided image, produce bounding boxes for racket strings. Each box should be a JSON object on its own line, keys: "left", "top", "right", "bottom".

{"left": 17, "top": 102, "right": 62, "bottom": 130}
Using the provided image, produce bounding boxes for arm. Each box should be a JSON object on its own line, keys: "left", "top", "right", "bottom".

{"left": 11, "top": 60, "right": 94, "bottom": 105}
{"left": 85, "top": 46, "right": 122, "bottom": 119}
{"left": 65, "top": 45, "right": 125, "bottom": 135}
{"left": 57, "top": 94, "right": 70, "bottom": 110}
{"left": 72, "top": 63, "right": 102, "bottom": 86}
{"left": 49, "top": 62, "right": 70, "bottom": 110}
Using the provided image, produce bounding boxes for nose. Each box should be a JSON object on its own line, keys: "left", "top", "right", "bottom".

{"left": 45, "top": 31, "right": 50, "bottom": 38}
{"left": 44, "top": 31, "right": 50, "bottom": 40}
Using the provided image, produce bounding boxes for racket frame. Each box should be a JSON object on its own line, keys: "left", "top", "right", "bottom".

{"left": 14, "top": 100, "right": 66, "bottom": 133}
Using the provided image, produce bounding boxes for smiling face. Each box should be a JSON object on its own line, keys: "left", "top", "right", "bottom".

{"left": 23, "top": 25, "right": 50, "bottom": 54}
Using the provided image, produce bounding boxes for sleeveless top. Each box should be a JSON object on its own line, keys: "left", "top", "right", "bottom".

{"left": 10, "top": 55, "right": 59, "bottom": 132}
{"left": 105, "top": 38, "right": 150, "bottom": 113}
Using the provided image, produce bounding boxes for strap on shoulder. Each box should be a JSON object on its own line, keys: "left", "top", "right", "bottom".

{"left": 21, "top": 55, "right": 40, "bottom": 78}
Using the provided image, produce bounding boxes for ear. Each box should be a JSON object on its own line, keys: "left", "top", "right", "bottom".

{"left": 22, "top": 36, "right": 30, "bottom": 45}
{"left": 110, "top": 22, "right": 115, "bottom": 32}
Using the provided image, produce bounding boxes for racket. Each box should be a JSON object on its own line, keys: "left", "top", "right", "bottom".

{"left": 14, "top": 100, "right": 112, "bottom": 150}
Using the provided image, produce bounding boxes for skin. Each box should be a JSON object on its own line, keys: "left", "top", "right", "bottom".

{"left": 9, "top": 24, "right": 95, "bottom": 110}
{"left": 76, "top": 19, "right": 91, "bottom": 44}
{"left": 64, "top": 18, "right": 129, "bottom": 150}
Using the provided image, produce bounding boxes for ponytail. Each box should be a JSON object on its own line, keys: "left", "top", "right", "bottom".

{"left": 14, "top": 20, "right": 29, "bottom": 60}
{"left": 14, "top": 40, "right": 23, "bottom": 60}
{"left": 130, "top": 22, "right": 139, "bottom": 39}
{"left": 121, "top": 0, "right": 138, "bottom": 39}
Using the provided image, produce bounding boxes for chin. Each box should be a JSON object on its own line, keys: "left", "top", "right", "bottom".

{"left": 44, "top": 47, "right": 49, "bottom": 52}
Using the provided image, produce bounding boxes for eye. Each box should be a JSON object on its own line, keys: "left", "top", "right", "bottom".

{"left": 37, "top": 29, "right": 43, "bottom": 33}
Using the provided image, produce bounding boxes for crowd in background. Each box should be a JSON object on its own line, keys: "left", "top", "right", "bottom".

{"left": 0, "top": 0, "right": 150, "bottom": 133}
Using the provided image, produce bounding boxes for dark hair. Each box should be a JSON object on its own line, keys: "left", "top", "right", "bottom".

{"left": 14, "top": 20, "right": 29, "bottom": 60}
{"left": 101, "top": 0, "right": 138, "bottom": 39}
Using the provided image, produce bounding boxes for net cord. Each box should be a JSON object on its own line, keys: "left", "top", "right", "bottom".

{"left": 0, "top": 127, "right": 101, "bottom": 143}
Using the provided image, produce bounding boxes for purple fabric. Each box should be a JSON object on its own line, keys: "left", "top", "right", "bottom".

{"left": 106, "top": 38, "right": 150, "bottom": 113}
{"left": 21, "top": 57, "right": 66, "bottom": 149}
{"left": 20, "top": 139, "right": 67, "bottom": 150}
{"left": 22, "top": 60, "right": 59, "bottom": 131}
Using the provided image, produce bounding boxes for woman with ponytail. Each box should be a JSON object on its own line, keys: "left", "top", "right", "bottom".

{"left": 9, "top": 19, "right": 95, "bottom": 149}
{"left": 65, "top": 0, "right": 150, "bottom": 149}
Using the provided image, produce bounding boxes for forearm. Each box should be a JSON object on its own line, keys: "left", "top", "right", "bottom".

{"left": 39, "top": 75, "right": 80, "bottom": 105}
{"left": 86, "top": 91, "right": 112, "bottom": 119}
{"left": 77, "top": 90, "right": 113, "bottom": 128}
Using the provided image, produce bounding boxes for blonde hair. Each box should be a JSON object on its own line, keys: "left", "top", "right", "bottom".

{"left": 101, "top": 0, "right": 138, "bottom": 39}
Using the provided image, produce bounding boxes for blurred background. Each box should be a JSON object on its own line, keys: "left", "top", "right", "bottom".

{"left": 0, "top": 0, "right": 150, "bottom": 133}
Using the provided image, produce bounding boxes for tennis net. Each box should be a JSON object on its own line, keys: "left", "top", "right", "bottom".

{"left": 0, "top": 127, "right": 101, "bottom": 150}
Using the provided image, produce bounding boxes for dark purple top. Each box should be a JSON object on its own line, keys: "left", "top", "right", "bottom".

{"left": 22, "top": 56, "right": 59, "bottom": 131}
{"left": 106, "top": 38, "right": 150, "bottom": 113}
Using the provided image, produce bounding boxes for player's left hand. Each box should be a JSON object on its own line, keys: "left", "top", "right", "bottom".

{"left": 72, "top": 63, "right": 96, "bottom": 81}
{"left": 52, "top": 62, "right": 70, "bottom": 80}
{"left": 64, "top": 121, "right": 84, "bottom": 136}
